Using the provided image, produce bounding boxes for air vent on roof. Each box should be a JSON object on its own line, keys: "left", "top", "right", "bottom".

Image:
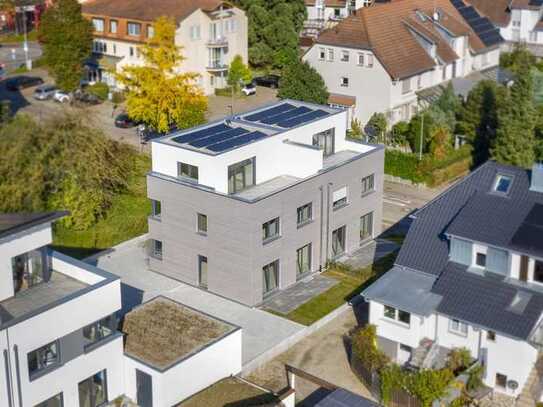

{"left": 531, "top": 163, "right": 543, "bottom": 193}
{"left": 415, "top": 9, "right": 426, "bottom": 22}
{"left": 508, "top": 291, "right": 532, "bottom": 315}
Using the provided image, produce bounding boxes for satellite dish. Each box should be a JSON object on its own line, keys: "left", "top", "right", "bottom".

{"left": 507, "top": 380, "right": 519, "bottom": 390}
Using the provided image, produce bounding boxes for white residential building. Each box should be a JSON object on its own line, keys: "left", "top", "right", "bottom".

{"left": 0, "top": 212, "right": 124, "bottom": 407}
{"left": 81, "top": 0, "right": 248, "bottom": 95}
{"left": 303, "top": 0, "right": 503, "bottom": 126}
{"left": 363, "top": 162, "right": 543, "bottom": 402}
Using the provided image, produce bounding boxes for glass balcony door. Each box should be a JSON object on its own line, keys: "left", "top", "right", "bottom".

{"left": 11, "top": 248, "right": 47, "bottom": 294}
{"left": 209, "top": 47, "right": 224, "bottom": 68}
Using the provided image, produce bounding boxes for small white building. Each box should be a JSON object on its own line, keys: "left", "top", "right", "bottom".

{"left": 362, "top": 162, "right": 543, "bottom": 402}
{"left": 303, "top": 0, "right": 503, "bottom": 126}
{"left": 0, "top": 212, "right": 125, "bottom": 407}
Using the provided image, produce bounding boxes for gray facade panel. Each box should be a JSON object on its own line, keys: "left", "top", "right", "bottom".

{"left": 147, "top": 147, "right": 384, "bottom": 306}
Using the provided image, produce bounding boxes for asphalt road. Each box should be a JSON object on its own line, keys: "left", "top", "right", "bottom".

{"left": 0, "top": 41, "right": 42, "bottom": 72}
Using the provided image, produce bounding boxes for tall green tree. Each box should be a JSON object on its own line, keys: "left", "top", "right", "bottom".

{"left": 227, "top": 54, "right": 252, "bottom": 93}
{"left": 278, "top": 60, "right": 328, "bottom": 104}
{"left": 38, "top": 0, "right": 93, "bottom": 91}
{"left": 116, "top": 17, "right": 207, "bottom": 133}
{"left": 491, "top": 65, "right": 536, "bottom": 167}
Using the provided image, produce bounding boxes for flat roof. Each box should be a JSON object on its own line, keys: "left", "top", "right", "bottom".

{"left": 157, "top": 100, "right": 342, "bottom": 155}
{"left": 0, "top": 211, "right": 68, "bottom": 240}
{"left": 122, "top": 296, "right": 239, "bottom": 371}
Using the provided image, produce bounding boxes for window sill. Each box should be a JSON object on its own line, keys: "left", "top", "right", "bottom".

{"left": 29, "top": 362, "right": 63, "bottom": 382}
{"left": 448, "top": 329, "right": 468, "bottom": 338}
{"left": 84, "top": 332, "right": 123, "bottom": 354}
{"left": 263, "top": 235, "right": 281, "bottom": 246}
{"left": 196, "top": 231, "right": 208, "bottom": 237}
{"left": 333, "top": 202, "right": 349, "bottom": 211}
{"left": 360, "top": 236, "right": 373, "bottom": 246}
{"left": 149, "top": 215, "right": 162, "bottom": 222}
{"left": 150, "top": 254, "right": 163, "bottom": 261}
{"left": 297, "top": 219, "right": 314, "bottom": 229}
{"left": 361, "top": 190, "right": 375, "bottom": 198}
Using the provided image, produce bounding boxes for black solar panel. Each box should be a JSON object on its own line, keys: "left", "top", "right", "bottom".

{"left": 243, "top": 103, "right": 295, "bottom": 122}
{"left": 459, "top": 6, "right": 479, "bottom": 21}
{"left": 172, "top": 123, "right": 231, "bottom": 144}
{"left": 529, "top": 0, "right": 543, "bottom": 6}
{"left": 479, "top": 29, "right": 503, "bottom": 46}
{"left": 261, "top": 106, "right": 312, "bottom": 125}
{"left": 451, "top": 0, "right": 465, "bottom": 7}
{"left": 189, "top": 127, "right": 248, "bottom": 148}
{"left": 277, "top": 109, "right": 329, "bottom": 128}
{"left": 207, "top": 131, "right": 267, "bottom": 152}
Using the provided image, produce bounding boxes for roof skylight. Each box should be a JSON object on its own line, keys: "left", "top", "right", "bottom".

{"left": 493, "top": 174, "right": 513, "bottom": 194}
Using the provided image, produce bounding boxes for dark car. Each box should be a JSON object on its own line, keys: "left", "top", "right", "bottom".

{"left": 6, "top": 76, "right": 44, "bottom": 91}
{"left": 72, "top": 90, "right": 101, "bottom": 106}
{"left": 115, "top": 113, "right": 138, "bottom": 128}
{"left": 253, "top": 75, "right": 280, "bottom": 89}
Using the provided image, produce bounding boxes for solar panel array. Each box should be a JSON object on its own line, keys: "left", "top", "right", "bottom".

{"left": 172, "top": 123, "right": 267, "bottom": 153}
{"left": 244, "top": 103, "right": 330, "bottom": 128}
{"left": 450, "top": 0, "right": 504, "bottom": 47}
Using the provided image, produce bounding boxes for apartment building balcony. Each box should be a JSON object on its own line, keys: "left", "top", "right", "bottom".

{"left": 206, "top": 60, "right": 228, "bottom": 72}
{"left": 206, "top": 36, "right": 228, "bottom": 48}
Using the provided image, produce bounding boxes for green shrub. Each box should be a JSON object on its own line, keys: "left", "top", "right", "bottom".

{"left": 351, "top": 325, "right": 389, "bottom": 372}
{"left": 446, "top": 348, "right": 472, "bottom": 374}
{"left": 87, "top": 82, "right": 110, "bottom": 101}
{"left": 111, "top": 91, "right": 125, "bottom": 104}
{"left": 384, "top": 150, "right": 424, "bottom": 183}
{"left": 466, "top": 364, "right": 484, "bottom": 391}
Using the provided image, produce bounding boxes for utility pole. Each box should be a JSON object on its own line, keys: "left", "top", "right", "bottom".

{"left": 22, "top": 6, "right": 31, "bottom": 70}
{"left": 419, "top": 112, "right": 424, "bottom": 161}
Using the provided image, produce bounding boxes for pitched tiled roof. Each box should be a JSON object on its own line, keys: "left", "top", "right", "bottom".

{"left": 511, "top": 0, "right": 543, "bottom": 10}
{"left": 305, "top": 0, "right": 347, "bottom": 6}
{"left": 328, "top": 93, "right": 356, "bottom": 106}
{"left": 315, "top": 0, "right": 493, "bottom": 80}
{"left": 467, "top": 0, "right": 511, "bottom": 28}
{"left": 82, "top": 0, "right": 226, "bottom": 23}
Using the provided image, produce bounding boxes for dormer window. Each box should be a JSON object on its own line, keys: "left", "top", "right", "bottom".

{"left": 493, "top": 174, "right": 513, "bottom": 194}
{"left": 475, "top": 252, "right": 486, "bottom": 268}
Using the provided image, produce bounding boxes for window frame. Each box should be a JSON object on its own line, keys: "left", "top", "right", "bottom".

{"left": 341, "top": 50, "right": 350, "bottom": 62}
{"left": 340, "top": 76, "right": 349, "bottom": 87}
{"left": 127, "top": 21, "right": 142, "bottom": 36}
{"left": 357, "top": 53, "right": 364, "bottom": 66}
{"left": 262, "top": 217, "right": 280, "bottom": 242}
{"left": 109, "top": 19, "right": 118, "bottom": 33}
{"left": 297, "top": 203, "right": 313, "bottom": 227}
{"left": 449, "top": 318, "right": 468, "bottom": 336}
{"left": 475, "top": 252, "right": 487, "bottom": 268}
{"left": 493, "top": 174, "right": 513, "bottom": 194}
{"left": 319, "top": 47, "right": 326, "bottom": 60}
{"left": 360, "top": 212, "right": 373, "bottom": 243}
{"left": 151, "top": 199, "right": 161, "bottom": 219}
{"left": 495, "top": 373, "right": 507, "bottom": 389}
{"left": 383, "top": 305, "right": 411, "bottom": 326}
{"left": 534, "top": 260, "right": 543, "bottom": 283}
{"left": 228, "top": 157, "right": 255, "bottom": 194}
{"left": 361, "top": 174, "right": 375, "bottom": 196}
{"left": 487, "top": 330, "right": 496, "bottom": 342}
{"left": 327, "top": 48, "right": 334, "bottom": 62}
{"left": 151, "top": 239, "right": 163, "bottom": 260}
{"left": 177, "top": 162, "right": 199, "bottom": 182}
{"left": 83, "top": 315, "right": 115, "bottom": 350}
{"left": 147, "top": 24, "right": 154, "bottom": 38}
{"left": 262, "top": 260, "right": 279, "bottom": 295}
{"left": 331, "top": 225, "right": 346, "bottom": 257}
{"left": 332, "top": 186, "right": 348, "bottom": 210}
{"left": 27, "top": 340, "right": 60, "bottom": 380}
{"left": 92, "top": 18, "right": 104, "bottom": 32}
{"left": 296, "top": 243, "right": 312, "bottom": 277}
{"left": 78, "top": 370, "right": 108, "bottom": 407}
{"left": 197, "top": 213, "right": 208, "bottom": 234}
{"left": 198, "top": 255, "right": 208, "bottom": 289}
{"left": 35, "top": 393, "right": 64, "bottom": 407}
{"left": 367, "top": 54, "right": 374, "bottom": 68}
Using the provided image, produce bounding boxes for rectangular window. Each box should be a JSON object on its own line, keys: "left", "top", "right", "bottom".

{"left": 35, "top": 393, "right": 63, "bottom": 407}
{"left": 147, "top": 25, "right": 154, "bottom": 38}
{"left": 92, "top": 18, "right": 104, "bottom": 32}
{"left": 358, "top": 53, "right": 364, "bottom": 66}
{"left": 297, "top": 203, "right": 312, "bottom": 226}
{"left": 83, "top": 316, "right": 114, "bottom": 347}
{"left": 417, "top": 74, "right": 422, "bottom": 89}
{"left": 341, "top": 50, "right": 349, "bottom": 62}
{"left": 398, "top": 310, "right": 411, "bottom": 325}
{"left": 487, "top": 330, "right": 496, "bottom": 341}
{"left": 78, "top": 370, "right": 107, "bottom": 407}
{"left": 109, "top": 20, "right": 118, "bottom": 33}
{"left": 332, "top": 226, "right": 346, "bottom": 257}
{"left": 199, "top": 255, "right": 208, "bottom": 289}
{"left": 535, "top": 260, "right": 543, "bottom": 283}
{"left": 296, "top": 244, "right": 312, "bottom": 277}
{"left": 495, "top": 373, "right": 507, "bottom": 388}
{"left": 360, "top": 212, "right": 373, "bottom": 242}
{"left": 333, "top": 186, "right": 348, "bottom": 210}
{"left": 361, "top": 174, "right": 375, "bottom": 195}
{"left": 384, "top": 305, "right": 396, "bottom": 319}
{"left": 12, "top": 248, "right": 46, "bottom": 294}
{"left": 129, "top": 47, "right": 134, "bottom": 57}
{"left": 383, "top": 305, "right": 410, "bottom": 325}
{"left": 340, "top": 77, "right": 349, "bottom": 87}
{"left": 152, "top": 239, "right": 163, "bottom": 259}
{"left": 197, "top": 213, "right": 207, "bottom": 234}
{"left": 263, "top": 260, "right": 279, "bottom": 295}
{"left": 177, "top": 162, "right": 199, "bottom": 181}
{"left": 530, "top": 31, "right": 538, "bottom": 42}
{"left": 319, "top": 47, "right": 325, "bottom": 60}
{"left": 190, "top": 25, "right": 201, "bottom": 40}
{"left": 475, "top": 252, "right": 487, "bottom": 268}
{"left": 151, "top": 199, "right": 161, "bottom": 218}
{"left": 402, "top": 78, "right": 412, "bottom": 94}
{"left": 127, "top": 22, "right": 141, "bottom": 36}
{"left": 494, "top": 174, "right": 512, "bottom": 194}
{"left": 327, "top": 48, "right": 334, "bottom": 61}
{"left": 262, "top": 217, "right": 280, "bottom": 241}
{"left": 367, "top": 54, "right": 374, "bottom": 67}
{"left": 312, "top": 128, "right": 335, "bottom": 157}
{"left": 449, "top": 318, "right": 468, "bottom": 336}
{"left": 28, "top": 341, "right": 59, "bottom": 378}
{"left": 228, "top": 158, "right": 255, "bottom": 194}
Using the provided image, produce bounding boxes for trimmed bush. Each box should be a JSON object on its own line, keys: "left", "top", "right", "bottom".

{"left": 87, "top": 82, "right": 110, "bottom": 101}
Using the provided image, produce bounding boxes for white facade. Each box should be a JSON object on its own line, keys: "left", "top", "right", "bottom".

{"left": 124, "top": 328, "right": 242, "bottom": 407}
{"left": 0, "top": 218, "right": 124, "bottom": 407}
{"left": 500, "top": 7, "right": 543, "bottom": 46}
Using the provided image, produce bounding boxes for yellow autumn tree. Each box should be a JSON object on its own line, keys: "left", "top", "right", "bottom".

{"left": 116, "top": 16, "right": 207, "bottom": 133}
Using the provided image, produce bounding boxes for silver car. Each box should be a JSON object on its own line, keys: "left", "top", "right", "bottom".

{"left": 33, "top": 84, "right": 58, "bottom": 101}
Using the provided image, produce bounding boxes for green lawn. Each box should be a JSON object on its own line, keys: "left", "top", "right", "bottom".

{"left": 52, "top": 153, "right": 151, "bottom": 259}
{"left": 275, "top": 252, "right": 398, "bottom": 326}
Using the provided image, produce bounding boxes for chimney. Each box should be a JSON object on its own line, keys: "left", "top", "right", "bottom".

{"left": 531, "top": 163, "right": 543, "bottom": 193}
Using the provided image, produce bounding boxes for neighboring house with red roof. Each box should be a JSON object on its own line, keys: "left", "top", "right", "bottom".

{"left": 81, "top": 0, "right": 248, "bottom": 95}
{"left": 302, "top": 0, "right": 372, "bottom": 38}
{"left": 303, "top": 0, "right": 503, "bottom": 126}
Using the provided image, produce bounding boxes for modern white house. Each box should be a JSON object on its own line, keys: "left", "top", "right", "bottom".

{"left": 0, "top": 212, "right": 125, "bottom": 407}
{"left": 469, "top": 0, "right": 543, "bottom": 56}
{"left": 363, "top": 161, "right": 543, "bottom": 402}
{"left": 81, "top": 0, "right": 248, "bottom": 95}
{"left": 146, "top": 100, "right": 384, "bottom": 306}
{"left": 303, "top": 0, "right": 503, "bottom": 126}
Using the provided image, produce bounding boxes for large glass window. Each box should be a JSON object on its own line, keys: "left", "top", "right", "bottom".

{"left": 494, "top": 174, "right": 512, "bottom": 194}
{"left": 35, "top": 393, "right": 63, "bottom": 407}
{"left": 449, "top": 318, "right": 468, "bottom": 336}
{"left": 262, "top": 218, "right": 280, "bottom": 241}
{"left": 109, "top": 20, "right": 118, "bottom": 33}
{"left": 383, "top": 305, "right": 411, "bottom": 326}
{"left": 28, "top": 341, "right": 59, "bottom": 378}
{"left": 332, "top": 226, "right": 346, "bottom": 257}
{"left": 296, "top": 244, "right": 312, "bottom": 277}
{"left": 127, "top": 22, "right": 141, "bottom": 36}
{"left": 263, "top": 260, "right": 279, "bottom": 295}
{"left": 92, "top": 18, "right": 104, "bottom": 32}
{"left": 151, "top": 199, "right": 161, "bottom": 218}
{"left": 199, "top": 255, "right": 208, "bottom": 289}
{"left": 12, "top": 248, "right": 47, "bottom": 294}
{"left": 297, "top": 203, "right": 312, "bottom": 226}
{"left": 312, "top": 128, "right": 335, "bottom": 157}
{"left": 83, "top": 316, "right": 114, "bottom": 347}
{"left": 228, "top": 158, "right": 255, "bottom": 194}
{"left": 360, "top": 212, "right": 373, "bottom": 243}
{"left": 78, "top": 370, "right": 107, "bottom": 407}
{"left": 177, "top": 162, "right": 199, "bottom": 181}
{"left": 361, "top": 174, "right": 375, "bottom": 195}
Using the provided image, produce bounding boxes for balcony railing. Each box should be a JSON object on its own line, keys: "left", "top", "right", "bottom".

{"left": 206, "top": 36, "right": 228, "bottom": 47}
{"left": 207, "top": 61, "right": 228, "bottom": 71}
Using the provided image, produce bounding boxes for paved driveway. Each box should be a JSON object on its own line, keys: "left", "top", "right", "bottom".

{"left": 86, "top": 236, "right": 304, "bottom": 365}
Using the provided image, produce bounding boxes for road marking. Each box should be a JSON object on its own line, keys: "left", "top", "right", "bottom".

{"left": 384, "top": 198, "right": 408, "bottom": 207}
{"left": 384, "top": 195, "right": 412, "bottom": 204}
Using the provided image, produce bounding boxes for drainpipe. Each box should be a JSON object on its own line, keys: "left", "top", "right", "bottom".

{"left": 319, "top": 186, "right": 324, "bottom": 271}
{"left": 325, "top": 182, "right": 332, "bottom": 263}
{"left": 3, "top": 330, "right": 14, "bottom": 407}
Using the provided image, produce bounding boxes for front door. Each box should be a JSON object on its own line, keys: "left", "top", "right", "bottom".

{"left": 136, "top": 369, "right": 153, "bottom": 407}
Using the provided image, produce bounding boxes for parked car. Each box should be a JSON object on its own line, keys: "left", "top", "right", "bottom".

{"left": 114, "top": 113, "right": 138, "bottom": 128}
{"left": 253, "top": 75, "right": 280, "bottom": 89}
{"left": 73, "top": 90, "right": 101, "bottom": 105}
{"left": 6, "top": 75, "right": 44, "bottom": 91}
{"left": 33, "top": 84, "right": 58, "bottom": 100}
{"left": 241, "top": 82, "right": 256, "bottom": 96}
{"left": 53, "top": 90, "right": 71, "bottom": 103}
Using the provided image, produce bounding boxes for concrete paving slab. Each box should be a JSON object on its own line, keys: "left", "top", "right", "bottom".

{"left": 87, "top": 236, "right": 304, "bottom": 365}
